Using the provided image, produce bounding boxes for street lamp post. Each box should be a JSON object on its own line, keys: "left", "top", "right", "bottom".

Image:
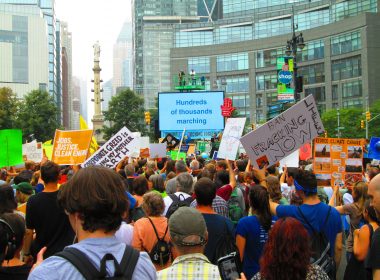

{"left": 337, "top": 107, "right": 341, "bottom": 138}
{"left": 285, "top": 6, "right": 305, "bottom": 102}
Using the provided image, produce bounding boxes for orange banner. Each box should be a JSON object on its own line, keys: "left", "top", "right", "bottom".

{"left": 52, "top": 129, "right": 93, "bottom": 165}
{"left": 313, "top": 138, "right": 365, "bottom": 188}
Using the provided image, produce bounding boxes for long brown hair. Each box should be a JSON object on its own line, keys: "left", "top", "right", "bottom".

{"left": 353, "top": 181, "right": 368, "bottom": 214}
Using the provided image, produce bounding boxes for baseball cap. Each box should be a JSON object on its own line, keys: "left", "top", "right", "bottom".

{"left": 169, "top": 207, "right": 207, "bottom": 246}
{"left": 14, "top": 182, "right": 34, "bottom": 195}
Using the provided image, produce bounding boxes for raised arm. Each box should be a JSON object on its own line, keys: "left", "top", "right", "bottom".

{"left": 226, "top": 159, "right": 236, "bottom": 188}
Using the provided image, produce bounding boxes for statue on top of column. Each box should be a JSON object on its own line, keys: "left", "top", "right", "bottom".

{"left": 93, "top": 41, "right": 100, "bottom": 61}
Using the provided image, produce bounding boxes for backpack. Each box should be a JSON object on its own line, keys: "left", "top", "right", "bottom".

{"left": 228, "top": 188, "right": 244, "bottom": 224}
{"left": 144, "top": 217, "right": 171, "bottom": 266}
{"left": 55, "top": 245, "right": 139, "bottom": 280}
{"left": 213, "top": 220, "right": 239, "bottom": 265}
{"left": 297, "top": 206, "right": 336, "bottom": 278}
{"left": 165, "top": 194, "right": 194, "bottom": 218}
{"left": 130, "top": 206, "right": 145, "bottom": 222}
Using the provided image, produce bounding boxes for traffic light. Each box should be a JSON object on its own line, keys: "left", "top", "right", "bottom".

{"left": 144, "top": 111, "right": 151, "bottom": 125}
{"left": 324, "top": 131, "right": 328, "bottom": 138}
{"left": 366, "top": 111, "right": 371, "bottom": 121}
{"left": 360, "top": 120, "right": 365, "bottom": 129}
{"left": 251, "top": 124, "right": 255, "bottom": 130}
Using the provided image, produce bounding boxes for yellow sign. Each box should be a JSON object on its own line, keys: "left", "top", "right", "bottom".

{"left": 52, "top": 129, "right": 93, "bottom": 165}
{"left": 80, "top": 115, "right": 99, "bottom": 155}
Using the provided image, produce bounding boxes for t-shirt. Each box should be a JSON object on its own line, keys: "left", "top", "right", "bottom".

{"left": 163, "top": 192, "right": 191, "bottom": 216}
{"left": 277, "top": 203, "right": 342, "bottom": 256}
{"left": 26, "top": 191, "right": 75, "bottom": 259}
{"left": 366, "top": 227, "right": 380, "bottom": 273}
{"left": 28, "top": 237, "right": 157, "bottom": 280}
{"left": 342, "top": 203, "right": 363, "bottom": 252}
{"left": 0, "top": 264, "right": 31, "bottom": 280}
{"left": 216, "top": 184, "right": 233, "bottom": 201}
{"left": 202, "top": 213, "right": 235, "bottom": 264}
{"left": 236, "top": 215, "right": 277, "bottom": 279}
{"left": 115, "top": 222, "right": 134, "bottom": 245}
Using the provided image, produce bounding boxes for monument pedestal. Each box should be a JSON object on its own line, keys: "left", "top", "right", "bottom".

{"left": 92, "top": 115, "right": 105, "bottom": 144}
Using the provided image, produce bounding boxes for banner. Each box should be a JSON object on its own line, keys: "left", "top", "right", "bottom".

{"left": 0, "top": 129, "right": 23, "bottom": 167}
{"left": 149, "top": 143, "right": 167, "bottom": 159}
{"left": 218, "top": 118, "right": 246, "bottom": 160}
{"left": 170, "top": 151, "right": 186, "bottom": 160}
{"left": 52, "top": 129, "right": 93, "bottom": 165}
{"left": 277, "top": 57, "right": 295, "bottom": 101}
{"left": 80, "top": 115, "right": 99, "bottom": 155}
{"left": 82, "top": 126, "right": 139, "bottom": 168}
{"left": 22, "top": 141, "right": 43, "bottom": 162}
{"left": 313, "top": 137, "right": 365, "bottom": 187}
{"left": 240, "top": 95, "right": 324, "bottom": 169}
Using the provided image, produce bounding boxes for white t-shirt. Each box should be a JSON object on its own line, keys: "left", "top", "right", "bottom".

{"left": 115, "top": 222, "right": 134, "bottom": 245}
{"left": 163, "top": 191, "right": 191, "bottom": 216}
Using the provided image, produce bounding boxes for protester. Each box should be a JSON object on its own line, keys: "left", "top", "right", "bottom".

{"left": 125, "top": 163, "right": 136, "bottom": 193}
{"left": 132, "top": 192, "right": 171, "bottom": 270}
{"left": 23, "top": 161, "right": 75, "bottom": 262}
{"left": 0, "top": 169, "right": 7, "bottom": 186}
{"left": 14, "top": 182, "right": 34, "bottom": 214}
{"left": 280, "top": 167, "right": 302, "bottom": 205}
{"left": 236, "top": 185, "right": 277, "bottom": 279}
{"left": 18, "top": 161, "right": 35, "bottom": 182}
{"left": 0, "top": 185, "right": 18, "bottom": 215}
{"left": 132, "top": 175, "right": 149, "bottom": 207}
{"left": 252, "top": 217, "right": 329, "bottom": 280}
{"left": 150, "top": 174, "right": 167, "bottom": 198}
{"left": 266, "top": 176, "right": 289, "bottom": 205}
{"left": 165, "top": 160, "right": 189, "bottom": 194}
{"left": 157, "top": 207, "right": 221, "bottom": 279}
{"left": 0, "top": 213, "right": 31, "bottom": 280}
{"left": 28, "top": 166, "right": 156, "bottom": 279}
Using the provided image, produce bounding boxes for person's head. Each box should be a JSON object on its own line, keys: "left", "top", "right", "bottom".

{"left": 214, "top": 170, "right": 229, "bottom": 188}
{"left": 215, "top": 160, "right": 227, "bottom": 171}
{"left": 146, "top": 160, "right": 157, "bottom": 171}
{"left": 24, "top": 161, "right": 35, "bottom": 171}
{"left": 194, "top": 178, "right": 216, "bottom": 207}
{"left": 363, "top": 200, "right": 379, "bottom": 223}
{"left": 144, "top": 168, "right": 155, "bottom": 181}
{"left": 124, "top": 164, "right": 135, "bottom": 177}
{"left": 0, "top": 185, "right": 17, "bottom": 214}
{"left": 40, "top": 161, "right": 60, "bottom": 184}
{"left": 13, "top": 175, "right": 30, "bottom": 185}
{"left": 368, "top": 174, "right": 380, "bottom": 217}
{"left": 235, "top": 159, "right": 247, "bottom": 172}
{"left": 266, "top": 165, "right": 277, "bottom": 176}
{"left": 132, "top": 175, "right": 149, "bottom": 196}
{"left": 58, "top": 166, "right": 128, "bottom": 235}
{"left": 175, "top": 160, "right": 187, "bottom": 174}
{"left": 165, "top": 160, "right": 176, "bottom": 174}
{"left": 190, "top": 160, "right": 200, "bottom": 171}
{"left": 197, "top": 169, "right": 213, "bottom": 181}
{"left": 204, "top": 163, "right": 216, "bottom": 177}
{"left": 352, "top": 181, "right": 368, "bottom": 210}
{"left": 30, "top": 171, "right": 40, "bottom": 186}
{"left": 367, "top": 167, "right": 380, "bottom": 181}
{"left": 142, "top": 192, "right": 165, "bottom": 217}
{"left": 286, "top": 167, "right": 299, "bottom": 186}
{"left": 249, "top": 185, "right": 272, "bottom": 230}
{"left": 168, "top": 207, "right": 207, "bottom": 256}
{"left": 14, "top": 182, "right": 34, "bottom": 204}
{"left": 0, "top": 169, "right": 7, "bottom": 181}
{"left": 260, "top": 217, "right": 311, "bottom": 280}
{"left": 175, "top": 173, "right": 193, "bottom": 194}
{"left": 0, "top": 213, "right": 25, "bottom": 262}
{"left": 294, "top": 169, "right": 318, "bottom": 198}
{"left": 149, "top": 174, "right": 165, "bottom": 193}
{"left": 266, "top": 176, "right": 282, "bottom": 204}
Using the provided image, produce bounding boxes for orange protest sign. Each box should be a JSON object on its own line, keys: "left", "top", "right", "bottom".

{"left": 52, "top": 129, "right": 93, "bottom": 165}
{"left": 313, "top": 138, "right": 365, "bottom": 188}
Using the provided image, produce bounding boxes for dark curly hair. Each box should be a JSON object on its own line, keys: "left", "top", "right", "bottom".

{"left": 58, "top": 166, "right": 128, "bottom": 233}
{"left": 260, "top": 217, "right": 311, "bottom": 280}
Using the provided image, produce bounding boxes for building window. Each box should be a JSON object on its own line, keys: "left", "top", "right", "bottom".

{"left": 296, "top": 9, "right": 330, "bottom": 31}
{"left": 305, "top": 87, "right": 326, "bottom": 102}
{"left": 218, "top": 75, "right": 249, "bottom": 93}
{"left": 175, "top": 30, "right": 213, "bottom": 48}
{"left": 331, "top": 30, "right": 361, "bottom": 55}
{"left": 256, "top": 72, "right": 277, "bottom": 91}
{"left": 254, "top": 19, "right": 292, "bottom": 39}
{"left": 215, "top": 25, "right": 253, "bottom": 44}
{"left": 342, "top": 99, "right": 363, "bottom": 108}
{"left": 332, "top": 0, "right": 378, "bottom": 22}
{"left": 217, "top": 53, "right": 248, "bottom": 72}
{"left": 256, "top": 47, "right": 284, "bottom": 68}
{"left": 332, "top": 84, "right": 338, "bottom": 100}
{"left": 332, "top": 56, "right": 361, "bottom": 81}
{"left": 296, "top": 40, "right": 324, "bottom": 62}
{"left": 266, "top": 92, "right": 278, "bottom": 106}
{"left": 188, "top": 57, "right": 210, "bottom": 74}
{"left": 342, "top": 80, "right": 362, "bottom": 98}
{"left": 298, "top": 64, "right": 325, "bottom": 85}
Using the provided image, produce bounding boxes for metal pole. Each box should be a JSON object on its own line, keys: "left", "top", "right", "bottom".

{"left": 337, "top": 108, "right": 340, "bottom": 138}
{"left": 365, "top": 97, "right": 369, "bottom": 139}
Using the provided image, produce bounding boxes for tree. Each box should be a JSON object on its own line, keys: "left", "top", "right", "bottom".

{"left": 17, "top": 90, "right": 60, "bottom": 142}
{"left": 0, "top": 87, "right": 20, "bottom": 129}
{"left": 102, "top": 88, "right": 146, "bottom": 140}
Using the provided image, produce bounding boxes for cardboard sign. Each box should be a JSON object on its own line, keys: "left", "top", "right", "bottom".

{"left": 279, "top": 149, "right": 299, "bottom": 169}
{"left": 313, "top": 137, "right": 365, "bottom": 187}
{"left": 149, "top": 143, "right": 167, "bottom": 159}
{"left": 240, "top": 95, "right": 324, "bottom": 169}
{"left": 82, "top": 127, "right": 138, "bottom": 168}
{"left": 161, "top": 133, "right": 179, "bottom": 150}
{"left": 22, "top": 141, "right": 43, "bottom": 162}
{"left": 0, "top": 129, "right": 23, "bottom": 167}
{"left": 218, "top": 118, "right": 246, "bottom": 160}
{"left": 170, "top": 151, "right": 186, "bottom": 160}
{"left": 140, "top": 137, "right": 150, "bottom": 149}
{"left": 52, "top": 130, "right": 93, "bottom": 165}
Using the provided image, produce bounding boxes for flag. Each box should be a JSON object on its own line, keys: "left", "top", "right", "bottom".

{"left": 80, "top": 115, "right": 99, "bottom": 155}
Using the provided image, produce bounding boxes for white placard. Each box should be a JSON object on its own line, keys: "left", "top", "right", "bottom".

{"left": 279, "top": 149, "right": 300, "bottom": 169}
{"left": 82, "top": 127, "right": 138, "bottom": 168}
{"left": 240, "top": 95, "right": 324, "bottom": 169}
{"left": 149, "top": 143, "right": 167, "bottom": 159}
{"left": 22, "top": 141, "right": 43, "bottom": 162}
{"left": 140, "top": 137, "right": 150, "bottom": 148}
{"left": 218, "top": 118, "right": 246, "bottom": 160}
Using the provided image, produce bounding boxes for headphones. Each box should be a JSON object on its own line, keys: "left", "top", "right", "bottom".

{"left": 0, "top": 218, "right": 17, "bottom": 261}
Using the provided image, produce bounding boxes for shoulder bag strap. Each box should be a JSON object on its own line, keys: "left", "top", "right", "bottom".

{"left": 119, "top": 245, "right": 140, "bottom": 279}
{"left": 321, "top": 206, "right": 332, "bottom": 230}
{"left": 297, "top": 206, "right": 317, "bottom": 234}
{"left": 368, "top": 223, "right": 374, "bottom": 243}
{"left": 147, "top": 217, "right": 163, "bottom": 241}
{"left": 55, "top": 247, "right": 100, "bottom": 280}
{"left": 169, "top": 194, "right": 179, "bottom": 202}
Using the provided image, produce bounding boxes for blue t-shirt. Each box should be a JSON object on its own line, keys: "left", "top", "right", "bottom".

{"left": 277, "top": 203, "right": 342, "bottom": 256}
{"left": 236, "top": 215, "right": 277, "bottom": 279}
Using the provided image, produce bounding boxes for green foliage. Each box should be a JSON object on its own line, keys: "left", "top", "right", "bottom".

{"left": 102, "top": 88, "right": 147, "bottom": 140}
{"left": 16, "top": 90, "right": 60, "bottom": 142}
{"left": 0, "top": 87, "right": 20, "bottom": 129}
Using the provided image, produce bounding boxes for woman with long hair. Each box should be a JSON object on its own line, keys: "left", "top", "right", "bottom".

{"left": 253, "top": 217, "right": 329, "bottom": 280}
{"left": 149, "top": 174, "right": 167, "bottom": 198}
{"left": 266, "top": 176, "right": 288, "bottom": 205}
{"left": 236, "top": 185, "right": 276, "bottom": 279}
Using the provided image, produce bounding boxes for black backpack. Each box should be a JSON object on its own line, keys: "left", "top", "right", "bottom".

{"left": 55, "top": 245, "right": 139, "bottom": 280}
{"left": 297, "top": 206, "right": 336, "bottom": 278}
{"left": 165, "top": 194, "right": 194, "bottom": 218}
{"left": 213, "top": 221, "right": 238, "bottom": 265}
{"left": 144, "top": 217, "right": 171, "bottom": 266}
{"left": 130, "top": 206, "right": 145, "bottom": 222}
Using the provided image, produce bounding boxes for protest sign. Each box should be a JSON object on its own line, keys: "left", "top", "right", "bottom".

{"left": 149, "top": 143, "right": 167, "bottom": 158}
{"left": 170, "top": 151, "right": 186, "bottom": 160}
{"left": 52, "top": 129, "right": 93, "bottom": 165}
{"left": 313, "top": 137, "right": 365, "bottom": 187}
{"left": 368, "top": 137, "right": 380, "bottom": 160}
{"left": 22, "top": 141, "right": 43, "bottom": 162}
{"left": 82, "top": 126, "right": 138, "bottom": 168}
{"left": 240, "top": 95, "right": 324, "bottom": 169}
{"left": 299, "top": 143, "right": 312, "bottom": 161}
{"left": 0, "top": 129, "right": 23, "bottom": 167}
{"left": 140, "top": 137, "right": 150, "bottom": 148}
{"left": 218, "top": 118, "right": 246, "bottom": 160}
{"left": 279, "top": 149, "right": 299, "bottom": 169}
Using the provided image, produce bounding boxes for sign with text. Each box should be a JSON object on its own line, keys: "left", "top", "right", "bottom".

{"left": 0, "top": 129, "right": 23, "bottom": 168}
{"left": 218, "top": 118, "right": 246, "bottom": 160}
{"left": 52, "top": 130, "right": 93, "bottom": 165}
{"left": 240, "top": 95, "right": 324, "bottom": 169}
{"left": 82, "top": 127, "right": 138, "bottom": 168}
{"left": 313, "top": 137, "right": 365, "bottom": 187}
{"left": 22, "top": 141, "right": 43, "bottom": 162}
{"left": 277, "top": 57, "right": 295, "bottom": 101}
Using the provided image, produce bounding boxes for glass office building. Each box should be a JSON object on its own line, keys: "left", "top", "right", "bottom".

{"left": 170, "top": 0, "right": 380, "bottom": 124}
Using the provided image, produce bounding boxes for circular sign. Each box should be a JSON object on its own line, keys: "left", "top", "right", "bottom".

{"left": 278, "top": 71, "right": 293, "bottom": 84}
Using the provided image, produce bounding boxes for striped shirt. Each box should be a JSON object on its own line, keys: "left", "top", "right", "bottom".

{"left": 190, "top": 195, "right": 229, "bottom": 218}
{"left": 157, "top": 253, "right": 221, "bottom": 280}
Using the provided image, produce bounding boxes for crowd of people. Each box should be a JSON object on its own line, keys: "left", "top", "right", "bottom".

{"left": 0, "top": 153, "right": 379, "bottom": 280}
